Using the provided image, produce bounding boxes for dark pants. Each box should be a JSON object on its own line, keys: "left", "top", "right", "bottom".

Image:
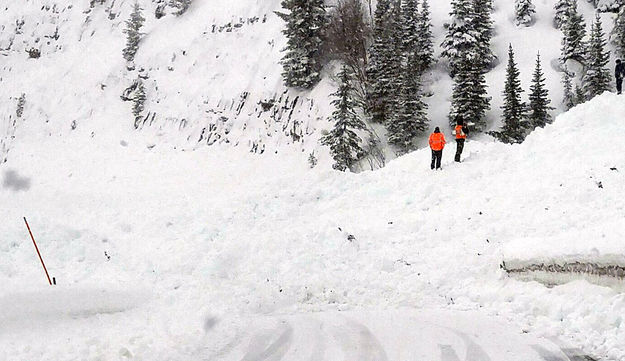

{"left": 617, "top": 77, "right": 623, "bottom": 94}
{"left": 431, "top": 150, "right": 442, "bottom": 169}
{"left": 455, "top": 139, "right": 465, "bottom": 162}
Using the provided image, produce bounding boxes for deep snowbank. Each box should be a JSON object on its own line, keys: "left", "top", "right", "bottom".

{"left": 1, "top": 93, "right": 625, "bottom": 359}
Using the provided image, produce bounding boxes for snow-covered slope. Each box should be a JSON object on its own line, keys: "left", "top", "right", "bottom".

{"left": 0, "top": 0, "right": 620, "bottom": 164}
{"left": 1, "top": 91, "right": 625, "bottom": 359}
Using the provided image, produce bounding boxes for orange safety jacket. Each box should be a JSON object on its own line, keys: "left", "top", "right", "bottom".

{"left": 455, "top": 125, "right": 467, "bottom": 140}
{"left": 429, "top": 132, "right": 446, "bottom": 151}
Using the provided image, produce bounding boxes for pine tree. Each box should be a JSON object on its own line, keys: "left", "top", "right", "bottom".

{"left": 321, "top": 66, "right": 367, "bottom": 171}
{"left": 416, "top": 0, "right": 434, "bottom": 73}
{"left": 584, "top": 14, "right": 612, "bottom": 99}
{"left": 473, "top": 0, "right": 496, "bottom": 70}
{"left": 554, "top": 0, "right": 572, "bottom": 29}
{"left": 169, "top": 0, "right": 192, "bottom": 16}
{"left": 132, "top": 78, "right": 146, "bottom": 127}
{"left": 562, "top": 67, "right": 576, "bottom": 109}
{"left": 385, "top": 0, "right": 405, "bottom": 120}
{"left": 387, "top": 55, "right": 429, "bottom": 153}
{"left": 515, "top": 0, "right": 536, "bottom": 26}
{"left": 450, "top": 60, "right": 491, "bottom": 130}
{"left": 489, "top": 45, "right": 526, "bottom": 144}
{"left": 122, "top": 2, "right": 145, "bottom": 62}
{"left": 278, "top": 0, "right": 327, "bottom": 89}
{"left": 441, "top": 0, "right": 481, "bottom": 76}
{"left": 366, "top": 0, "right": 393, "bottom": 122}
{"left": 400, "top": 0, "right": 419, "bottom": 55}
{"left": 528, "top": 53, "right": 554, "bottom": 129}
{"left": 614, "top": 6, "right": 625, "bottom": 58}
{"left": 560, "top": 0, "right": 587, "bottom": 64}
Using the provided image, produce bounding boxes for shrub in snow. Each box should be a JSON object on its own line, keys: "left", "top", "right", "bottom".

{"left": 320, "top": 66, "right": 366, "bottom": 171}
{"left": 27, "top": 48, "right": 41, "bottom": 59}
{"left": 169, "top": 0, "right": 192, "bottom": 16}
{"left": 515, "top": 0, "right": 536, "bottom": 26}
{"left": 122, "top": 2, "right": 145, "bottom": 62}
{"left": 575, "top": 83, "right": 586, "bottom": 104}
{"left": 527, "top": 53, "right": 554, "bottom": 129}
{"left": 307, "top": 152, "right": 318, "bottom": 168}
{"left": 132, "top": 79, "right": 146, "bottom": 127}
{"left": 488, "top": 45, "right": 527, "bottom": 144}
{"left": 583, "top": 15, "right": 612, "bottom": 100}
{"left": 16, "top": 94, "right": 26, "bottom": 118}
{"left": 597, "top": 0, "right": 624, "bottom": 12}
{"left": 155, "top": 3, "right": 166, "bottom": 19}
{"left": 277, "top": 0, "right": 327, "bottom": 89}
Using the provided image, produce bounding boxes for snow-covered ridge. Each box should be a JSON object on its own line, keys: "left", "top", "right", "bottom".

{"left": 1, "top": 0, "right": 619, "bottom": 165}
{"left": 0, "top": 0, "right": 331, "bottom": 164}
{"left": 2, "top": 91, "right": 625, "bottom": 359}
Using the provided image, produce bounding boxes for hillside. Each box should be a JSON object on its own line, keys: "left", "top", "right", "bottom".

{"left": 2, "top": 0, "right": 625, "bottom": 360}
{"left": 2, "top": 87, "right": 625, "bottom": 359}
{"left": 0, "top": 0, "right": 620, "bottom": 165}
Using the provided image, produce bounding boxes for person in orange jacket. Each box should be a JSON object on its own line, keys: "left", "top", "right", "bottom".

{"left": 429, "top": 127, "right": 446, "bottom": 170}
{"left": 454, "top": 117, "right": 469, "bottom": 162}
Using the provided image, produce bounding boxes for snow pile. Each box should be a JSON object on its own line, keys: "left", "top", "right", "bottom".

{"left": 504, "top": 227, "right": 625, "bottom": 269}
{"left": 1, "top": 91, "right": 625, "bottom": 359}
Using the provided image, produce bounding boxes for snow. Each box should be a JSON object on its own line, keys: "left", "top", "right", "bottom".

{"left": 504, "top": 227, "right": 625, "bottom": 269}
{"left": 1, "top": 0, "right": 620, "bottom": 162}
{"left": 2, "top": 0, "right": 625, "bottom": 360}
{"left": 2, "top": 91, "right": 625, "bottom": 359}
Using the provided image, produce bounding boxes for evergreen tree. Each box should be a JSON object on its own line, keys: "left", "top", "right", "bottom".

{"left": 416, "top": 0, "right": 434, "bottom": 73}
{"left": 132, "top": 79, "right": 146, "bottom": 127}
{"left": 278, "top": 0, "right": 326, "bottom": 89}
{"left": 614, "top": 6, "right": 625, "bottom": 58}
{"left": 400, "top": 0, "right": 419, "bottom": 56}
{"left": 473, "top": 0, "right": 496, "bottom": 70}
{"left": 387, "top": 55, "right": 429, "bottom": 153}
{"left": 560, "top": 0, "right": 587, "bottom": 63}
{"left": 515, "top": 0, "right": 536, "bottom": 26}
{"left": 562, "top": 67, "right": 576, "bottom": 109}
{"left": 385, "top": 0, "right": 405, "bottom": 120}
{"left": 321, "top": 66, "right": 367, "bottom": 171}
{"left": 366, "top": 0, "right": 394, "bottom": 122}
{"left": 489, "top": 45, "right": 526, "bottom": 144}
{"left": 554, "top": 0, "right": 572, "bottom": 29}
{"left": 122, "top": 2, "right": 145, "bottom": 62}
{"left": 441, "top": 0, "right": 480, "bottom": 76}
{"left": 528, "top": 53, "right": 554, "bottom": 128}
{"left": 169, "top": 0, "right": 192, "bottom": 16}
{"left": 584, "top": 14, "right": 612, "bottom": 99}
{"left": 450, "top": 60, "right": 491, "bottom": 130}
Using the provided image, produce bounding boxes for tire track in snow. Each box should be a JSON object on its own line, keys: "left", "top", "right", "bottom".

{"left": 454, "top": 331, "right": 491, "bottom": 361}
{"left": 240, "top": 323, "right": 293, "bottom": 361}
{"left": 439, "top": 344, "right": 462, "bottom": 361}
{"left": 330, "top": 317, "right": 388, "bottom": 361}
{"left": 530, "top": 344, "right": 569, "bottom": 361}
